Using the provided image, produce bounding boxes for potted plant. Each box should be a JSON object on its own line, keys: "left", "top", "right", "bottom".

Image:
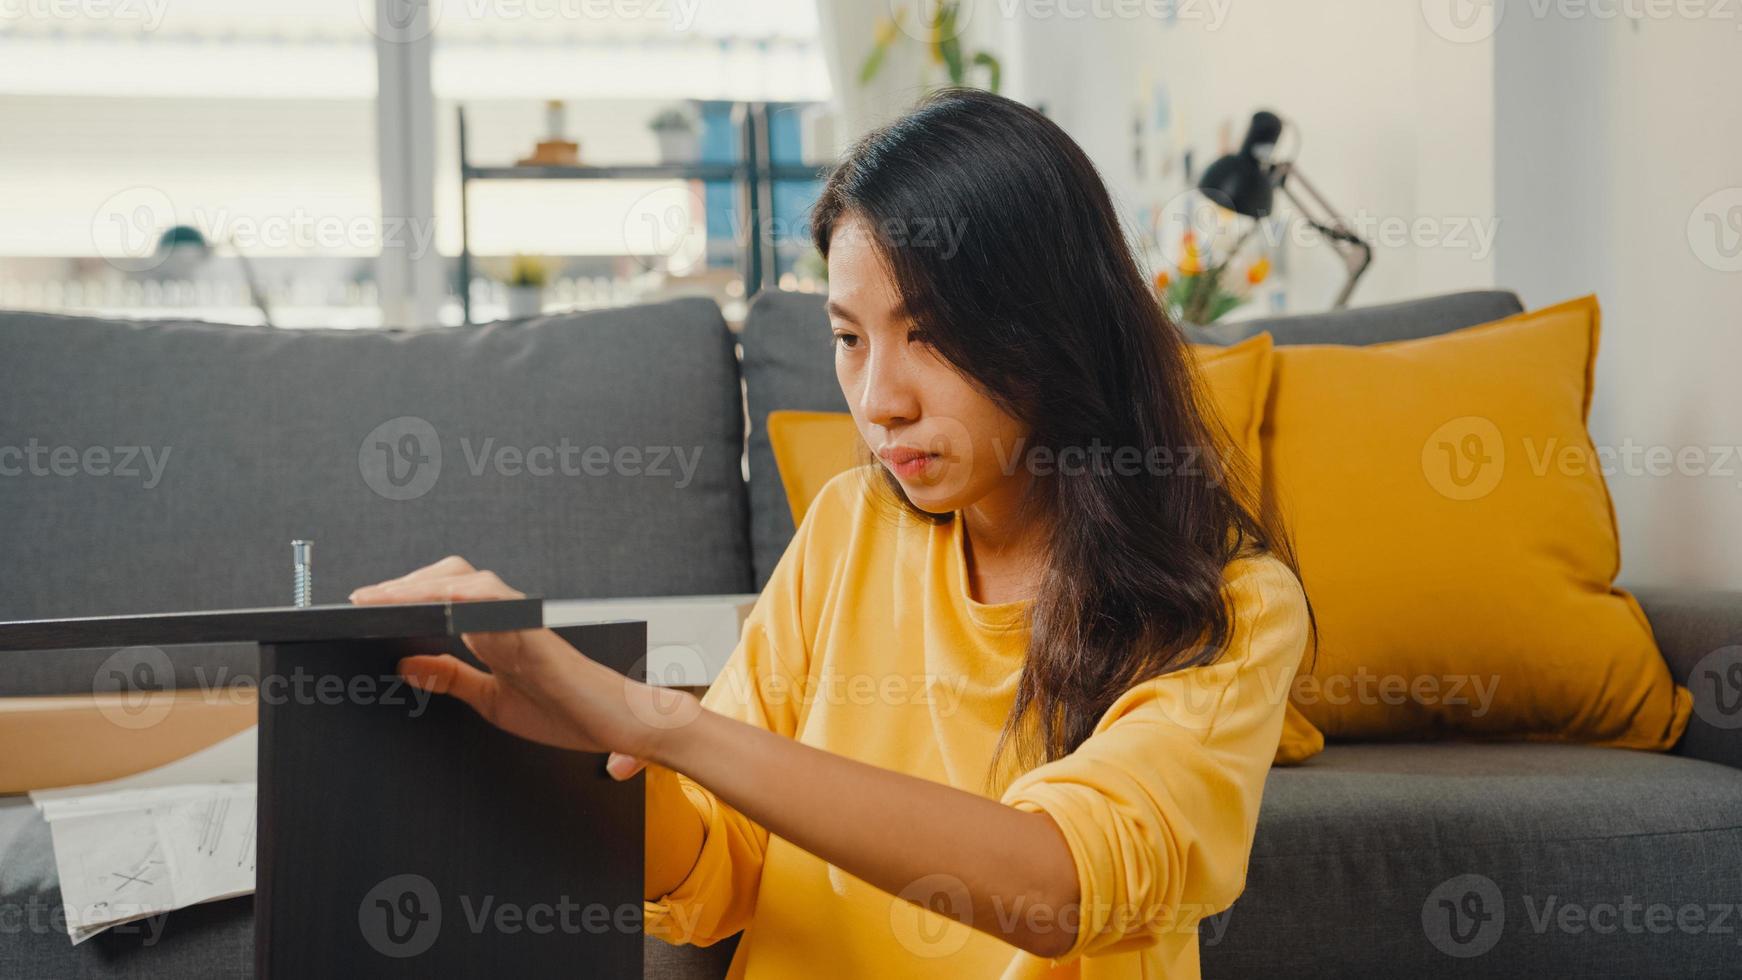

{"left": 504, "top": 254, "right": 550, "bottom": 319}
{"left": 1152, "top": 229, "right": 1271, "bottom": 326}
{"left": 860, "top": 2, "right": 1002, "bottom": 94}
{"left": 649, "top": 107, "right": 700, "bottom": 165}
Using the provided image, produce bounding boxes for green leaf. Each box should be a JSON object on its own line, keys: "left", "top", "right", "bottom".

{"left": 938, "top": 35, "right": 965, "bottom": 84}
{"left": 971, "top": 51, "right": 1001, "bottom": 93}
{"left": 859, "top": 38, "right": 892, "bottom": 86}
{"left": 1207, "top": 292, "right": 1245, "bottom": 323}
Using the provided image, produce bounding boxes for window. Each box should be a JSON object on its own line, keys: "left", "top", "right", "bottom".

{"left": 0, "top": 0, "right": 831, "bottom": 327}
{"left": 0, "top": 1, "right": 381, "bottom": 325}
{"left": 430, "top": 0, "right": 831, "bottom": 323}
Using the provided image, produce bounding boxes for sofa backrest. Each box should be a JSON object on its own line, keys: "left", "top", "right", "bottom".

{"left": 1183, "top": 289, "right": 1524, "bottom": 346}
{"left": 0, "top": 298, "right": 754, "bottom": 622}
{"left": 737, "top": 288, "right": 1526, "bottom": 587}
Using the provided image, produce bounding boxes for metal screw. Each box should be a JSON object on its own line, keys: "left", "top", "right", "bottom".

{"left": 292, "top": 540, "right": 313, "bottom": 608}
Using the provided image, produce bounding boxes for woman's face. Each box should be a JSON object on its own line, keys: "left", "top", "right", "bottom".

{"left": 826, "top": 215, "right": 1030, "bottom": 515}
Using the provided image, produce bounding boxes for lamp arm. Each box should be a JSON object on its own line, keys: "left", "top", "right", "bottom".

{"left": 1272, "top": 162, "right": 1373, "bottom": 308}
{"left": 224, "top": 236, "right": 276, "bottom": 328}
{"left": 1204, "top": 221, "right": 1263, "bottom": 281}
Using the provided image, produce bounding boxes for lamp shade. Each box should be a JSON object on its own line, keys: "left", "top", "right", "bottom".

{"left": 1198, "top": 151, "right": 1274, "bottom": 218}
{"left": 1198, "top": 110, "right": 1285, "bottom": 218}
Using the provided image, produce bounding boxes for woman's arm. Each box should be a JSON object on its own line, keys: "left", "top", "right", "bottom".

{"left": 649, "top": 700, "right": 1081, "bottom": 958}
{"left": 351, "top": 556, "right": 1082, "bottom": 958}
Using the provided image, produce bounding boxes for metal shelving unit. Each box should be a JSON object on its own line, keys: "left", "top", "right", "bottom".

{"left": 456, "top": 103, "right": 830, "bottom": 325}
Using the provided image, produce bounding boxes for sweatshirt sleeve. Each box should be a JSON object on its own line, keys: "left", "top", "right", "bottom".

{"left": 998, "top": 555, "right": 1310, "bottom": 961}
{"left": 642, "top": 473, "right": 850, "bottom": 946}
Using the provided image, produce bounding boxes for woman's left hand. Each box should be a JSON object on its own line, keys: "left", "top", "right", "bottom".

{"left": 349, "top": 556, "right": 699, "bottom": 779}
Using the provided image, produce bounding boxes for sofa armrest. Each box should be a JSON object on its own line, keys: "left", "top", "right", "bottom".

{"left": 1631, "top": 586, "right": 1742, "bottom": 771}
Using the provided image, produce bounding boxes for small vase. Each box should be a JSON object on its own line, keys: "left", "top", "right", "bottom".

{"left": 655, "top": 129, "right": 699, "bottom": 165}
{"left": 506, "top": 285, "right": 543, "bottom": 319}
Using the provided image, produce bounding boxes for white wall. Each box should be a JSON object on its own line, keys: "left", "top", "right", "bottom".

{"left": 1008, "top": 0, "right": 1497, "bottom": 311}
{"left": 1009, "top": 3, "right": 1742, "bottom": 588}
{"left": 1495, "top": 13, "right": 1742, "bottom": 589}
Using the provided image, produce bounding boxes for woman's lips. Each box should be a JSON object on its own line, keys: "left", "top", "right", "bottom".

{"left": 878, "top": 446, "right": 940, "bottom": 480}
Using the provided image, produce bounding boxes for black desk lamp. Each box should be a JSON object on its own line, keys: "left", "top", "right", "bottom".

{"left": 1198, "top": 111, "right": 1373, "bottom": 308}
{"left": 154, "top": 224, "right": 276, "bottom": 327}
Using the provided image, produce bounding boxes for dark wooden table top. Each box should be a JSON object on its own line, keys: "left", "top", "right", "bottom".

{"left": 0, "top": 599, "right": 544, "bottom": 652}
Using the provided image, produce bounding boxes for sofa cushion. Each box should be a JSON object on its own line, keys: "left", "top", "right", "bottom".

{"left": 0, "top": 300, "right": 753, "bottom": 693}
{"left": 1205, "top": 742, "right": 1742, "bottom": 977}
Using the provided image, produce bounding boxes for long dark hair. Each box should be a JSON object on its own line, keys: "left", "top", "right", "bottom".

{"left": 810, "top": 88, "right": 1313, "bottom": 777}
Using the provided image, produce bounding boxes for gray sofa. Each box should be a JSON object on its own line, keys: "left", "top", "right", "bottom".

{"left": 2, "top": 290, "right": 1738, "bottom": 978}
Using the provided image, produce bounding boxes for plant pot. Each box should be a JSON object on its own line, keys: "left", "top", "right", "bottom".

{"left": 655, "top": 129, "right": 700, "bottom": 166}
{"left": 506, "top": 284, "right": 543, "bottom": 319}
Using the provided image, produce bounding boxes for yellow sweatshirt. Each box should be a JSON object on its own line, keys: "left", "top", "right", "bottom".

{"left": 645, "top": 470, "right": 1309, "bottom": 978}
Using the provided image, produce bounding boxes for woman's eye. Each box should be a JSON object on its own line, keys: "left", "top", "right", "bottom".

{"left": 832, "top": 332, "right": 860, "bottom": 350}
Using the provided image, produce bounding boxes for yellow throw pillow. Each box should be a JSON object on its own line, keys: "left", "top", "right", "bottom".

{"left": 1262, "top": 295, "right": 1690, "bottom": 748}
{"left": 765, "top": 332, "right": 1327, "bottom": 765}
{"left": 1193, "top": 334, "right": 1324, "bottom": 764}
{"left": 767, "top": 410, "right": 868, "bottom": 528}
{"left": 1192, "top": 332, "right": 1275, "bottom": 475}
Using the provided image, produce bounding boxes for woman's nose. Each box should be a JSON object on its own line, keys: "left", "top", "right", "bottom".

{"left": 858, "top": 349, "right": 921, "bottom": 430}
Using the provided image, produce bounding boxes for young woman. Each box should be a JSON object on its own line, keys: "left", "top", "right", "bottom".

{"left": 351, "top": 88, "right": 1311, "bottom": 978}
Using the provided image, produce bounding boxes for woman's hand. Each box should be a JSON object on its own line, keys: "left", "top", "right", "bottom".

{"left": 349, "top": 556, "right": 700, "bottom": 778}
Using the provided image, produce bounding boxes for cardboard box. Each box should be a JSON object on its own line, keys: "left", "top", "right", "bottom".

{"left": 0, "top": 689, "right": 257, "bottom": 794}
